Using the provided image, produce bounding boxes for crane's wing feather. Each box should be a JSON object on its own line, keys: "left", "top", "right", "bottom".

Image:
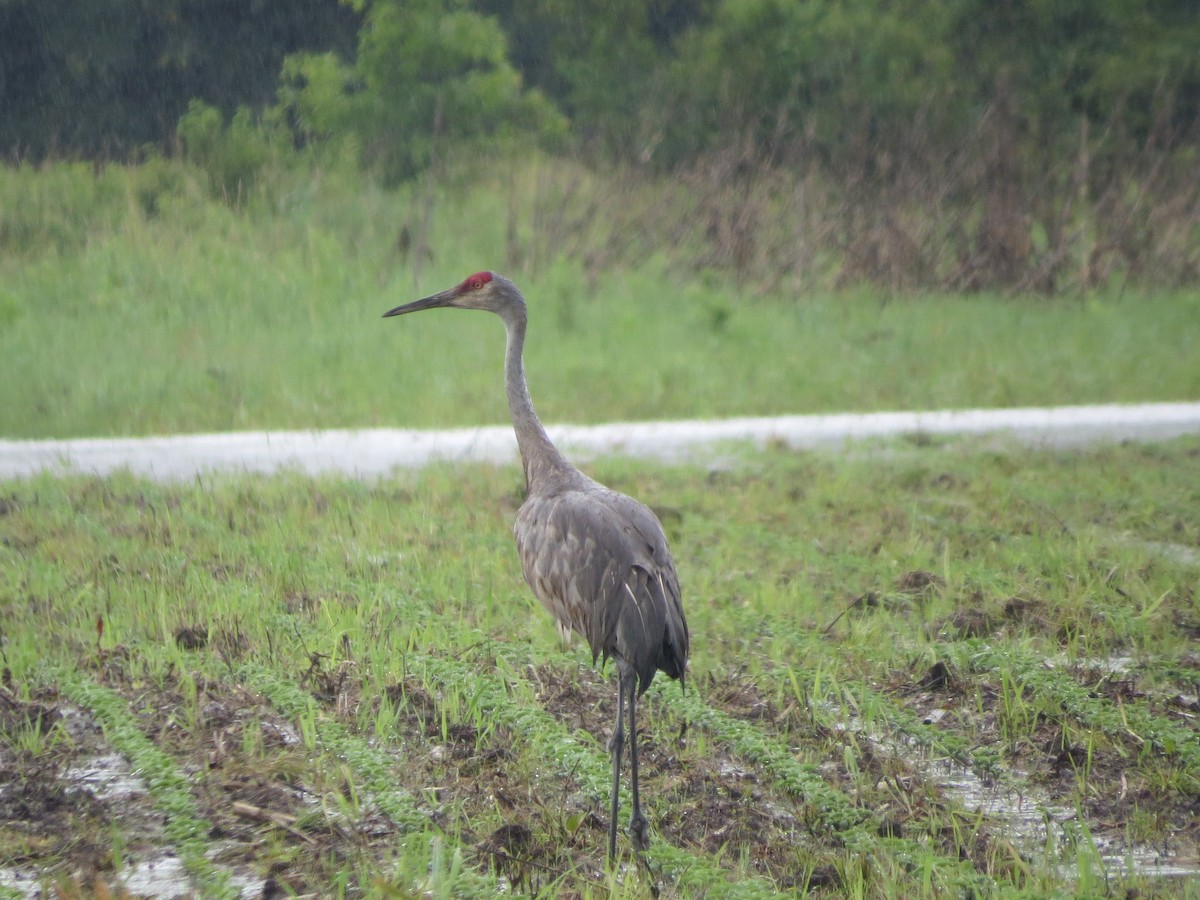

{"left": 515, "top": 486, "right": 689, "bottom": 694}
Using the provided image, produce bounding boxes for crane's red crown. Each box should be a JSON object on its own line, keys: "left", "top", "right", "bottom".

{"left": 459, "top": 271, "right": 493, "bottom": 293}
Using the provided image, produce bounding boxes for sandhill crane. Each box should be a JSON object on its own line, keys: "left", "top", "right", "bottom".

{"left": 384, "top": 271, "right": 690, "bottom": 862}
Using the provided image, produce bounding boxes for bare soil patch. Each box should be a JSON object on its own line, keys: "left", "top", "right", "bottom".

{"left": 0, "top": 685, "right": 197, "bottom": 896}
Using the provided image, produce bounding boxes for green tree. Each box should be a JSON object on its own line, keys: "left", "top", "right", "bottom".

{"left": 279, "top": 0, "right": 565, "bottom": 182}
{"left": 177, "top": 100, "right": 293, "bottom": 198}
{"left": 522, "top": 0, "right": 658, "bottom": 149}
{"left": 657, "top": 0, "right": 963, "bottom": 167}
{"left": 949, "top": 0, "right": 1200, "bottom": 149}
{"left": 0, "top": 0, "right": 358, "bottom": 160}
{"left": 475, "top": 0, "right": 713, "bottom": 156}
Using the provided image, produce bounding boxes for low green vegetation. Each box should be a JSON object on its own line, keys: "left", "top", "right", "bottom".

{"left": 1, "top": 436, "right": 1197, "bottom": 896}
{"left": 1, "top": 158, "right": 1198, "bottom": 441}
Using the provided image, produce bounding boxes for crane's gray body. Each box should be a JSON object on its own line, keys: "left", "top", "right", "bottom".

{"left": 516, "top": 475, "right": 688, "bottom": 695}
{"left": 384, "top": 270, "right": 689, "bottom": 860}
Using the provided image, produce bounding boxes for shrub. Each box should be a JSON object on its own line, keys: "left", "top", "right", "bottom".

{"left": 178, "top": 101, "right": 293, "bottom": 202}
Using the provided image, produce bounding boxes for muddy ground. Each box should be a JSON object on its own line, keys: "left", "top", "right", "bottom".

{"left": 2, "top": 621, "right": 1197, "bottom": 898}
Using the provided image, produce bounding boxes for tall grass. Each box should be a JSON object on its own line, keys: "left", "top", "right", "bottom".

{"left": 1, "top": 156, "right": 1197, "bottom": 440}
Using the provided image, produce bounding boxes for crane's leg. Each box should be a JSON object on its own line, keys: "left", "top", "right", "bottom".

{"left": 608, "top": 671, "right": 627, "bottom": 864}
{"left": 627, "top": 677, "right": 650, "bottom": 851}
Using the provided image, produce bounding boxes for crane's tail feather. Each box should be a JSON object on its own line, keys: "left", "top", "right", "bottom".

{"left": 612, "top": 566, "right": 689, "bottom": 696}
{"left": 655, "top": 570, "right": 690, "bottom": 690}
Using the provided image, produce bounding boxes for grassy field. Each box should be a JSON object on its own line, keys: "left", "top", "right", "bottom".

{"left": 1, "top": 160, "right": 1198, "bottom": 896}
{"left": 2, "top": 158, "right": 1199, "bottom": 440}
{"left": 1, "top": 436, "right": 1198, "bottom": 897}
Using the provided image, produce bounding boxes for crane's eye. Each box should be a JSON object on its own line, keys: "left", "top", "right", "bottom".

{"left": 470, "top": 279, "right": 483, "bottom": 290}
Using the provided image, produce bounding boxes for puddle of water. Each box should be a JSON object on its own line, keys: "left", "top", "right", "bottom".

{"left": 928, "top": 756, "right": 1055, "bottom": 849}
{"left": 66, "top": 751, "right": 148, "bottom": 802}
{"left": 1043, "top": 653, "right": 1137, "bottom": 676}
{"left": 262, "top": 718, "right": 302, "bottom": 747}
{"left": 120, "top": 852, "right": 191, "bottom": 897}
{"left": 910, "top": 742, "right": 1199, "bottom": 882}
{"left": 116, "top": 851, "right": 264, "bottom": 899}
{"left": 834, "top": 711, "right": 1200, "bottom": 883}
{"left": 0, "top": 870, "right": 41, "bottom": 899}
{"left": 66, "top": 753, "right": 267, "bottom": 898}
{"left": 62, "top": 753, "right": 203, "bottom": 897}
{"left": 0, "top": 854, "right": 263, "bottom": 900}
{"left": 1086, "top": 837, "right": 1200, "bottom": 880}
{"left": 1, "top": 708, "right": 266, "bottom": 898}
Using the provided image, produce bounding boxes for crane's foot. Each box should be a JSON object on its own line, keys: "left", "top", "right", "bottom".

{"left": 629, "top": 812, "right": 650, "bottom": 852}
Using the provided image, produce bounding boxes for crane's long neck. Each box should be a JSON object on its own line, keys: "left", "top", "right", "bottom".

{"left": 502, "top": 308, "right": 577, "bottom": 493}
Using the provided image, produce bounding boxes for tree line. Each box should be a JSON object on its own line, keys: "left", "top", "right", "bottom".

{"left": 4, "top": 0, "right": 1198, "bottom": 290}
{"left": 7, "top": 0, "right": 1196, "bottom": 171}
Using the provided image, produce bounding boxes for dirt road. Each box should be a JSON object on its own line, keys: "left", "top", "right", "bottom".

{"left": 3, "top": 402, "right": 1199, "bottom": 481}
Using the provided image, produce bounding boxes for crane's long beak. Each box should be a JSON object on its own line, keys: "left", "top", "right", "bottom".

{"left": 382, "top": 287, "right": 459, "bottom": 318}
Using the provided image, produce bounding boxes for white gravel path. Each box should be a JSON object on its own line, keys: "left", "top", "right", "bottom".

{"left": 2, "top": 402, "right": 1198, "bottom": 481}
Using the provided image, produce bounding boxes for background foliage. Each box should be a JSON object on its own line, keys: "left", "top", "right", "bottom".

{"left": 2, "top": 0, "right": 1198, "bottom": 292}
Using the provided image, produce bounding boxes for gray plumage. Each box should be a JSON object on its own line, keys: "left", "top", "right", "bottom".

{"left": 517, "top": 482, "right": 688, "bottom": 693}
{"left": 384, "top": 271, "right": 689, "bottom": 862}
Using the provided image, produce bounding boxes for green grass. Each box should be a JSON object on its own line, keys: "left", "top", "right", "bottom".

{"left": 1, "top": 157, "right": 1198, "bottom": 440}
{"left": 1, "top": 157, "right": 1197, "bottom": 895}
{"left": 2, "top": 437, "right": 1197, "bottom": 895}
